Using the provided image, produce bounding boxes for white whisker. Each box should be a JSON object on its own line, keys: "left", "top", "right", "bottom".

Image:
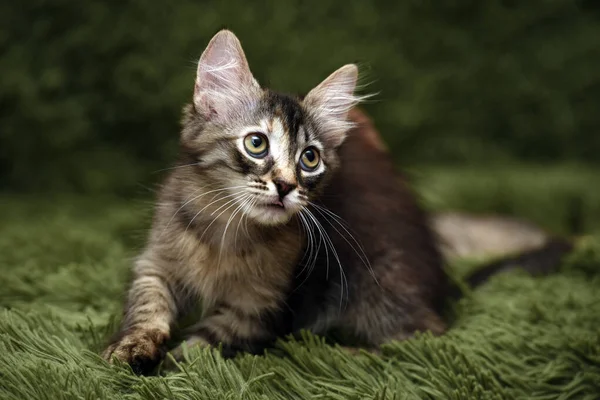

{"left": 218, "top": 194, "right": 251, "bottom": 265}
{"left": 304, "top": 208, "right": 348, "bottom": 311}
{"left": 152, "top": 162, "right": 201, "bottom": 174}
{"left": 184, "top": 190, "right": 246, "bottom": 235}
{"left": 234, "top": 196, "right": 254, "bottom": 252}
{"left": 296, "top": 213, "right": 312, "bottom": 270}
{"left": 296, "top": 211, "right": 315, "bottom": 276}
{"left": 309, "top": 202, "right": 380, "bottom": 287}
{"left": 291, "top": 210, "right": 322, "bottom": 293}
{"left": 161, "top": 185, "right": 247, "bottom": 239}
{"left": 199, "top": 194, "right": 247, "bottom": 243}
{"left": 243, "top": 198, "right": 256, "bottom": 239}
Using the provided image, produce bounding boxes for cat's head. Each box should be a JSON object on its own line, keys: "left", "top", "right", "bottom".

{"left": 180, "top": 30, "right": 360, "bottom": 226}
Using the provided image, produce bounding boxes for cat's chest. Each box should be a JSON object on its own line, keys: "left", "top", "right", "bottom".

{"left": 178, "top": 230, "right": 302, "bottom": 312}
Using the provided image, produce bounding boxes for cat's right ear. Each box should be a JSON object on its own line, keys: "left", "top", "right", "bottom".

{"left": 194, "top": 30, "right": 260, "bottom": 122}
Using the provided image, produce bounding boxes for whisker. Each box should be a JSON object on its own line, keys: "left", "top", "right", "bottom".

{"left": 296, "top": 213, "right": 310, "bottom": 268}
{"left": 161, "top": 185, "right": 247, "bottom": 239}
{"left": 233, "top": 196, "right": 251, "bottom": 254}
{"left": 209, "top": 191, "right": 246, "bottom": 216}
{"left": 218, "top": 194, "right": 251, "bottom": 265}
{"left": 309, "top": 202, "right": 380, "bottom": 287}
{"left": 296, "top": 211, "right": 315, "bottom": 277}
{"left": 152, "top": 162, "right": 201, "bottom": 174}
{"left": 234, "top": 196, "right": 256, "bottom": 252}
{"left": 243, "top": 198, "right": 256, "bottom": 238}
{"left": 185, "top": 190, "right": 246, "bottom": 236}
{"left": 159, "top": 187, "right": 206, "bottom": 240}
{"left": 304, "top": 208, "right": 348, "bottom": 311}
{"left": 203, "top": 185, "right": 248, "bottom": 204}
{"left": 199, "top": 194, "right": 248, "bottom": 243}
{"left": 301, "top": 210, "right": 320, "bottom": 276}
{"left": 304, "top": 209, "right": 329, "bottom": 280}
{"left": 291, "top": 210, "right": 321, "bottom": 293}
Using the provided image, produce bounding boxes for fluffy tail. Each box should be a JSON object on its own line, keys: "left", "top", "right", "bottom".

{"left": 432, "top": 212, "right": 575, "bottom": 297}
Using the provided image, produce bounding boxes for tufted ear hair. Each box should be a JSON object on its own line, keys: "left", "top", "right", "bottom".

{"left": 193, "top": 30, "right": 260, "bottom": 122}
{"left": 303, "top": 64, "right": 360, "bottom": 147}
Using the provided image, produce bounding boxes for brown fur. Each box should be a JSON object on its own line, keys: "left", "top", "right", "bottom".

{"left": 308, "top": 108, "right": 448, "bottom": 344}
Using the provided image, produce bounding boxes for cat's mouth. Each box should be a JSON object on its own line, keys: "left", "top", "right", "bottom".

{"left": 248, "top": 197, "right": 296, "bottom": 226}
{"left": 263, "top": 200, "right": 285, "bottom": 209}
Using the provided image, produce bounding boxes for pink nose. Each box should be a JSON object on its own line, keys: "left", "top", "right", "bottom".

{"left": 274, "top": 178, "right": 295, "bottom": 198}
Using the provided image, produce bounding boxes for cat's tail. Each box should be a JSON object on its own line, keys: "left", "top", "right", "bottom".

{"left": 462, "top": 237, "right": 573, "bottom": 288}
{"left": 432, "top": 212, "right": 575, "bottom": 296}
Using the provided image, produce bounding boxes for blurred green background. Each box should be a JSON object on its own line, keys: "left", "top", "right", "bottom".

{"left": 0, "top": 0, "right": 598, "bottom": 233}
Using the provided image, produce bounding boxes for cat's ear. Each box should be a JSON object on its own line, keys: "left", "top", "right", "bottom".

{"left": 194, "top": 30, "right": 260, "bottom": 121}
{"left": 303, "top": 64, "right": 359, "bottom": 147}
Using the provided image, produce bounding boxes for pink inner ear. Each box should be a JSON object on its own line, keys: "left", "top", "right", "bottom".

{"left": 194, "top": 85, "right": 218, "bottom": 119}
{"left": 193, "top": 31, "right": 259, "bottom": 120}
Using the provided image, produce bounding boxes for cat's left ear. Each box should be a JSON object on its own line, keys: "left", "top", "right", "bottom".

{"left": 303, "top": 64, "right": 359, "bottom": 147}
{"left": 194, "top": 30, "right": 261, "bottom": 122}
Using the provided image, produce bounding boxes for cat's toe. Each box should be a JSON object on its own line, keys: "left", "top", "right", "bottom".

{"left": 102, "top": 329, "right": 168, "bottom": 375}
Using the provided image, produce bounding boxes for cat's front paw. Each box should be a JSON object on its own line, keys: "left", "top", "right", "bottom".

{"left": 102, "top": 328, "right": 168, "bottom": 375}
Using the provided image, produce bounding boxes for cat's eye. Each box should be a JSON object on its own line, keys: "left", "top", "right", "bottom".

{"left": 300, "top": 147, "right": 320, "bottom": 171}
{"left": 243, "top": 133, "right": 269, "bottom": 158}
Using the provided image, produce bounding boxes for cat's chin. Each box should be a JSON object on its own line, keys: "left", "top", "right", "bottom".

{"left": 247, "top": 204, "right": 294, "bottom": 226}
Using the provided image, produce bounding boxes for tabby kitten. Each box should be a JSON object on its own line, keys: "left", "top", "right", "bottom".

{"left": 104, "top": 29, "right": 416, "bottom": 373}
{"left": 106, "top": 29, "right": 569, "bottom": 374}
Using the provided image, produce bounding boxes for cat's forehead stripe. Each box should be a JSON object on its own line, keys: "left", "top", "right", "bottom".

{"left": 269, "top": 117, "right": 289, "bottom": 166}
{"left": 265, "top": 91, "right": 305, "bottom": 141}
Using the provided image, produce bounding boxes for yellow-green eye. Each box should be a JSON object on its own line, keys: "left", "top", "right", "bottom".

{"left": 300, "top": 147, "right": 320, "bottom": 171}
{"left": 243, "top": 133, "right": 268, "bottom": 158}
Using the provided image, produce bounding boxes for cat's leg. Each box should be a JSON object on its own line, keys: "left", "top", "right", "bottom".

{"left": 102, "top": 254, "right": 181, "bottom": 374}
{"left": 338, "top": 310, "right": 445, "bottom": 356}
{"left": 173, "top": 302, "right": 275, "bottom": 360}
{"left": 337, "top": 292, "right": 447, "bottom": 351}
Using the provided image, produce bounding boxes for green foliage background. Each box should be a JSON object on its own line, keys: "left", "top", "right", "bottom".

{"left": 1, "top": 0, "right": 599, "bottom": 193}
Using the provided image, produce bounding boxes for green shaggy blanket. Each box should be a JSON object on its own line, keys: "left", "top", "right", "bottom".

{"left": 1, "top": 194, "right": 599, "bottom": 400}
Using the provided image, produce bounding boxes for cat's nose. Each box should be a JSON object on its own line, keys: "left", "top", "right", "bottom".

{"left": 274, "top": 178, "right": 296, "bottom": 199}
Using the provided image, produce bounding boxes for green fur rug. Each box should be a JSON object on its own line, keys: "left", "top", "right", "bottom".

{"left": 1, "top": 194, "right": 599, "bottom": 400}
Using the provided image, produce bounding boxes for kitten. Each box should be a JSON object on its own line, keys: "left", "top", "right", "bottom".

{"left": 103, "top": 30, "right": 571, "bottom": 374}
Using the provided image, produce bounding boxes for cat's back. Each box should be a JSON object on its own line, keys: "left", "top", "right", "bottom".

{"left": 319, "top": 108, "right": 447, "bottom": 308}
